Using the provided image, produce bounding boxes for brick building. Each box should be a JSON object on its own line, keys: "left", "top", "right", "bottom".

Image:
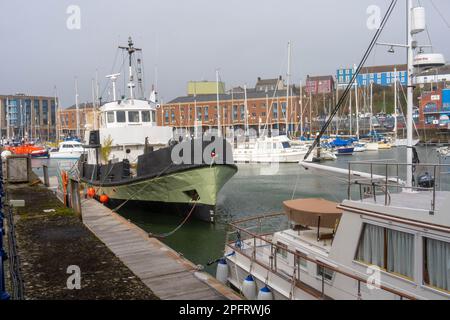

{"left": 0, "top": 94, "right": 58, "bottom": 141}
{"left": 158, "top": 77, "right": 306, "bottom": 135}
{"left": 305, "top": 75, "right": 335, "bottom": 94}
{"left": 59, "top": 103, "right": 96, "bottom": 138}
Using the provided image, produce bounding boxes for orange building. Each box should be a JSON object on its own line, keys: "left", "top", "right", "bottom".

{"left": 59, "top": 103, "right": 96, "bottom": 138}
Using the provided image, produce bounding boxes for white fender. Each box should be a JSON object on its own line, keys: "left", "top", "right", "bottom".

{"left": 216, "top": 259, "right": 228, "bottom": 284}
{"left": 242, "top": 275, "right": 257, "bottom": 300}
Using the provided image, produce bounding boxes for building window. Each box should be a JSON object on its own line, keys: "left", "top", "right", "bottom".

{"left": 272, "top": 103, "right": 278, "bottom": 119}
{"left": 117, "top": 111, "right": 126, "bottom": 123}
{"left": 281, "top": 102, "right": 287, "bottom": 118}
{"left": 141, "top": 111, "right": 151, "bottom": 122}
{"left": 240, "top": 105, "right": 245, "bottom": 121}
{"left": 423, "top": 237, "right": 450, "bottom": 292}
{"left": 34, "top": 100, "right": 40, "bottom": 125}
{"left": 197, "top": 107, "right": 202, "bottom": 121}
{"left": 223, "top": 106, "right": 228, "bottom": 119}
{"left": 355, "top": 223, "right": 414, "bottom": 279}
{"left": 42, "top": 100, "right": 48, "bottom": 125}
{"left": 164, "top": 110, "right": 169, "bottom": 123}
{"left": 204, "top": 106, "right": 209, "bottom": 121}
{"left": 107, "top": 112, "right": 115, "bottom": 123}
{"left": 171, "top": 110, "right": 176, "bottom": 123}
{"left": 51, "top": 100, "right": 56, "bottom": 126}
{"left": 128, "top": 111, "right": 140, "bottom": 123}
{"left": 232, "top": 105, "right": 238, "bottom": 121}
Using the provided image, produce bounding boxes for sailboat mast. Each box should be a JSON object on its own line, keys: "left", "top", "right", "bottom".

{"left": 75, "top": 77, "right": 80, "bottom": 138}
{"left": 216, "top": 69, "right": 222, "bottom": 137}
{"left": 285, "top": 41, "right": 291, "bottom": 135}
{"left": 354, "top": 65, "right": 360, "bottom": 140}
{"left": 244, "top": 84, "right": 249, "bottom": 136}
{"left": 300, "top": 80, "right": 303, "bottom": 137}
{"left": 394, "top": 67, "right": 398, "bottom": 142}
{"left": 370, "top": 80, "right": 374, "bottom": 133}
{"left": 406, "top": 0, "right": 414, "bottom": 189}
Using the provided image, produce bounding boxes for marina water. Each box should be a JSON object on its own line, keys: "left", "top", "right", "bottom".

{"left": 32, "top": 146, "right": 449, "bottom": 275}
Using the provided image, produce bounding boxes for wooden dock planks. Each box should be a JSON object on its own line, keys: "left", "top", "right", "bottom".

{"left": 81, "top": 198, "right": 241, "bottom": 300}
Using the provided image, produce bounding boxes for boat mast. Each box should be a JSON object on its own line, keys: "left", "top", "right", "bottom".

{"left": 406, "top": 0, "right": 414, "bottom": 189}
{"left": 354, "top": 64, "right": 360, "bottom": 140}
{"left": 394, "top": 67, "right": 398, "bottom": 142}
{"left": 300, "top": 80, "right": 303, "bottom": 137}
{"left": 370, "top": 80, "right": 374, "bottom": 133}
{"left": 285, "top": 41, "right": 291, "bottom": 136}
{"left": 244, "top": 84, "right": 249, "bottom": 136}
{"left": 119, "top": 37, "right": 141, "bottom": 103}
{"left": 75, "top": 77, "right": 80, "bottom": 138}
{"left": 216, "top": 69, "right": 222, "bottom": 137}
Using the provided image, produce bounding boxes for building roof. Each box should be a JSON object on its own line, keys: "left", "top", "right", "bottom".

{"left": 64, "top": 102, "right": 95, "bottom": 110}
{"left": 361, "top": 64, "right": 407, "bottom": 74}
{"left": 306, "top": 75, "right": 334, "bottom": 81}
{"left": 167, "top": 89, "right": 299, "bottom": 105}
{"left": 255, "top": 77, "right": 283, "bottom": 87}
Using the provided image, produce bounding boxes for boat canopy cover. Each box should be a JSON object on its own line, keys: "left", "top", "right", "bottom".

{"left": 283, "top": 198, "right": 342, "bottom": 228}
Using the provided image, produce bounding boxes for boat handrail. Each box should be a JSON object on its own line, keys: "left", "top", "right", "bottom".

{"left": 227, "top": 214, "right": 418, "bottom": 300}
{"left": 347, "top": 161, "right": 450, "bottom": 214}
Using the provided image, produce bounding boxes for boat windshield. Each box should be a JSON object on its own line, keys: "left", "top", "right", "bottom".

{"left": 282, "top": 142, "right": 291, "bottom": 149}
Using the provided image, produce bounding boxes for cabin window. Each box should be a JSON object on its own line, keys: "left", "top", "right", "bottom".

{"left": 62, "top": 144, "right": 73, "bottom": 148}
{"left": 107, "top": 112, "right": 115, "bottom": 123}
{"left": 295, "top": 251, "right": 308, "bottom": 269}
{"left": 151, "top": 110, "right": 156, "bottom": 122}
{"left": 128, "top": 111, "right": 140, "bottom": 123}
{"left": 141, "top": 111, "right": 151, "bottom": 122}
{"left": 423, "top": 238, "right": 450, "bottom": 292}
{"left": 276, "top": 242, "right": 288, "bottom": 259}
{"left": 355, "top": 224, "right": 414, "bottom": 279}
{"left": 282, "top": 142, "right": 291, "bottom": 149}
{"left": 317, "top": 265, "right": 334, "bottom": 281}
{"left": 117, "top": 111, "right": 126, "bottom": 123}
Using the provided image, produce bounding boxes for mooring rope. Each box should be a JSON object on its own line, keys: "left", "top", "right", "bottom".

{"left": 148, "top": 201, "right": 197, "bottom": 239}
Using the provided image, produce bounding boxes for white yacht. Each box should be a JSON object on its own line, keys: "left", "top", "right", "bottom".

{"left": 233, "top": 136, "right": 308, "bottom": 163}
{"left": 220, "top": 161, "right": 450, "bottom": 300}
{"left": 49, "top": 141, "right": 85, "bottom": 159}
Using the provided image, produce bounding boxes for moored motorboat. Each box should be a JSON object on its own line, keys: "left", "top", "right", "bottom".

{"left": 49, "top": 141, "right": 86, "bottom": 159}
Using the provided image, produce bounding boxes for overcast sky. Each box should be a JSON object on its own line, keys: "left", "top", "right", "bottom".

{"left": 1, "top": 0, "right": 449, "bottom": 107}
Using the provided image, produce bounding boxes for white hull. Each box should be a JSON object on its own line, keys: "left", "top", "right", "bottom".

{"left": 233, "top": 150, "right": 307, "bottom": 163}
{"left": 393, "top": 139, "right": 420, "bottom": 147}
{"left": 49, "top": 152, "right": 84, "bottom": 159}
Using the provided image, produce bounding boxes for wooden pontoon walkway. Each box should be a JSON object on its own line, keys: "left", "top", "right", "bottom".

{"left": 81, "top": 198, "right": 241, "bottom": 300}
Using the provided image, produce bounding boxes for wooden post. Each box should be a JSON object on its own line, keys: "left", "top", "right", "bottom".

{"left": 43, "top": 165, "right": 49, "bottom": 187}
{"left": 69, "top": 178, "right": 82, "bottom": 220}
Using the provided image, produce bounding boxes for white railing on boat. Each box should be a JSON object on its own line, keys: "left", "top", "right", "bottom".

{"left": 226, "top": 214, "right": 418, "bottom": 300}
{"left": 346, "top": 161, "right": 450, "bottom": 214}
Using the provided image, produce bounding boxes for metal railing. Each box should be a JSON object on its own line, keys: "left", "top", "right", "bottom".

{"left": 347, "top": 161, "right": 450, "bottom": 214}
{"left": 226, "top": 214, "right": 417, "bottom": 300}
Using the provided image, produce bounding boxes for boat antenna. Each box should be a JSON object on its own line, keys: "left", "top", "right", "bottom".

{"left": 303, "top": 0, "right": 398, "bottom": 161}
{"left": 119, "top": 37, "right": 142, "bottom": 102}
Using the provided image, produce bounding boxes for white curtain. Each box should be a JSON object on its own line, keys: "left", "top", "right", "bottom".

{"left": 387, "top": 229, "right": 414, "bottom": 278}
{"left": 357, "top": 224, "right": 384, "bottom": 267}
{"left": 426, "top": 238, "right": 450, "bottom": 291}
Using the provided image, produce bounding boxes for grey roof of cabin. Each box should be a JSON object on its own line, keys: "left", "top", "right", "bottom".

{"left": 167, "top": 88, "right": 299, "bottom": 104}
{"left": 417, "top": 64, "right": 450, "bottom": 77}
